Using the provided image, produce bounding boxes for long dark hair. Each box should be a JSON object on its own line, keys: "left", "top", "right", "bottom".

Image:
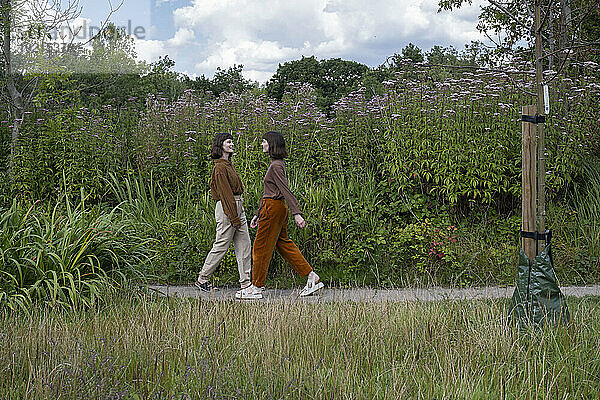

{"left": 210, "top": 132, "right": 234, "bottom": 159}
{"left": 263, "top": 131, "right": 288, "bottom": 159}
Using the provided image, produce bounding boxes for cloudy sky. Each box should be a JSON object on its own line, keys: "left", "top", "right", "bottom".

{"left": 75, "top": 0, "right": 486, "bottom": 83}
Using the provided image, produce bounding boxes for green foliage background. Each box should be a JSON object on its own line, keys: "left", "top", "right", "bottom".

{"left": 2, "top": 59, "right": 599, "bottom": 289}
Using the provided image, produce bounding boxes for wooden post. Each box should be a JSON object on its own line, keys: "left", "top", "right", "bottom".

{"left": 535, "top": 0, "right": 546, "bottom": 251}
{"left": 522, "top": 105, "right": 537, "bottom": 261}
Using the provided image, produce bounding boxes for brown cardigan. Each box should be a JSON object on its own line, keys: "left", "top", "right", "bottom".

{"left": 210, "top": 158, "right": 243, "bottom": 228}
{"left": 255, "top": 159, "right": 301, "bottom": 217}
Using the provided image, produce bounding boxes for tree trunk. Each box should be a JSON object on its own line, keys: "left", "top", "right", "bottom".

{"left": 535, "top": 0, "right": 546, "bottom": 251}
{"left": 522, "top": 105, "right": 537, "bottom": 261}
{"left": 559, "top": 0, "right": 573, "bottom": 67}
{"left": 7, "top": 78, "right": 23, "bottom": 155}
{"left": 560, "top": 0, "right": 572, "bottom": 34}
{"left": 548, "top": 7, "right": 555, "bottom": 70}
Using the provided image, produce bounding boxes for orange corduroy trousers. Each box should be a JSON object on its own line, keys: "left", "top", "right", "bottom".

{"left": 252, "top": 198, "right": 312, "bottom": 287}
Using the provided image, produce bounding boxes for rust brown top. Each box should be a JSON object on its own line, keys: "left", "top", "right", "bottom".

{"left": 255, "top": 159, "right": 301, "bottom": 217}
{"left": 210, "top": 158, "right": 243, "bottom": 228}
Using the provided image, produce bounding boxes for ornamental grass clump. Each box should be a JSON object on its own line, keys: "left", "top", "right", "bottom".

{"left": 0, "top": 196, "right": 152, "bottom": 311}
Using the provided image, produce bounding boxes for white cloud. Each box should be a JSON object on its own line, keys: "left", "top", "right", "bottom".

{"left": 143, "top": 0, "right": 487, "bottom": 82}
{"left": 244, "top": 69, "right": 275, "bottom": 83}
{"left": 134, "top": 27, "right": 194, "bottom": 65}
{"left": 167, "top": 28, "right": 195, "bottom": 47}
{"left": 195, "top": 40, "right": 297, "bottom": 69}
{"left": 135, "top": 39, "right": 167, "bottom": 63}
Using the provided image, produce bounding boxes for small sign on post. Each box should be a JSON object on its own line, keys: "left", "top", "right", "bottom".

{"left": 543, "top": 85, "right": 550, "bottom": 115}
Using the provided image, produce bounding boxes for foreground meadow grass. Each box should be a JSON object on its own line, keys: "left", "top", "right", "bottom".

{"left": 1, "top": 294, "right": 599, "bottom": 399}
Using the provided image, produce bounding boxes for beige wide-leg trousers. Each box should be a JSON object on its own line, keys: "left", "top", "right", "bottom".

{"left": 199, "top": 196, "right": 252, "bottom": 288}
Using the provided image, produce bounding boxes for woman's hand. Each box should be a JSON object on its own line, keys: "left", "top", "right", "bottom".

{"left": 294, "top": 214, "right": 306, "bottom": 229}
{"left": 250, "top": 215, "right": 259, "bottom": 229}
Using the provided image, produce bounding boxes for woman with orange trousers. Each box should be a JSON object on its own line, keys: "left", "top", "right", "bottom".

{"left": 236, "top": 131, "right": 324, "bottom": 300}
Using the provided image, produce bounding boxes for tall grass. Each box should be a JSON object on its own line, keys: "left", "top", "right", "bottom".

{"left": 0, "top": 195, "right": 152, "bottom": 311}
{"left": 1, "top": 294, "right": 599, "bottom": 398}
{"left": 573, "top": 159, "right": 600, "bottom": 261}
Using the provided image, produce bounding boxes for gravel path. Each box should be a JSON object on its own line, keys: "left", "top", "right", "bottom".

{"left": 147, "top": 284, "right": 600, "bottom": 302}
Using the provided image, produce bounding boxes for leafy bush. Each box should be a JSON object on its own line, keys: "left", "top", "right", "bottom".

{"left": 11, "top": 101, "right": 139, "bottom": 202}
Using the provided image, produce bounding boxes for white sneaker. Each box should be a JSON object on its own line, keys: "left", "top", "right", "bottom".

{"left": 235, "top": 285, "right": 264, "bottom": 300}
{"left": 300, "top": 272, "right": 324, "bottom": 297}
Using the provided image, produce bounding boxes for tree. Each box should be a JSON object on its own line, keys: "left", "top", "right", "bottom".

{"left": 266, "top": 56, "right": 320, "bottom": 101}
{"left": 401, "top": 43, "right": 425, "bottom": 63}
{"left": 2, "top": 0, "right": 76, "bottom": 169}
{"left": 211, "top": 65, "right": 254, "bottom": 95}
{"left": 438, "top": 0, "right": 600, "bottom": 69}
{"left": 384, "top": 44, "right": 428, "bottom": 80}
{"left": 317, "top": 58, "right": 369, "bottom": 108}
{"left": 265, "top": 56, "right": 368, "bottom": 110}
{"left": 426, "top": 45, "right": 459, "bottom": 65}
{"left": 458, "top": 41, "right": 495, "bottom": 67}
{"left": 82, "top": 23, "right": 143, "bottom": 74}
{"left": 184, "top": 64, "right": 255, "bottom": 97}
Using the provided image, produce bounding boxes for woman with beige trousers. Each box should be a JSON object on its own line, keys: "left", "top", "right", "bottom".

{"left": 195, "top": 132, "right": 251, "bottom": 296}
